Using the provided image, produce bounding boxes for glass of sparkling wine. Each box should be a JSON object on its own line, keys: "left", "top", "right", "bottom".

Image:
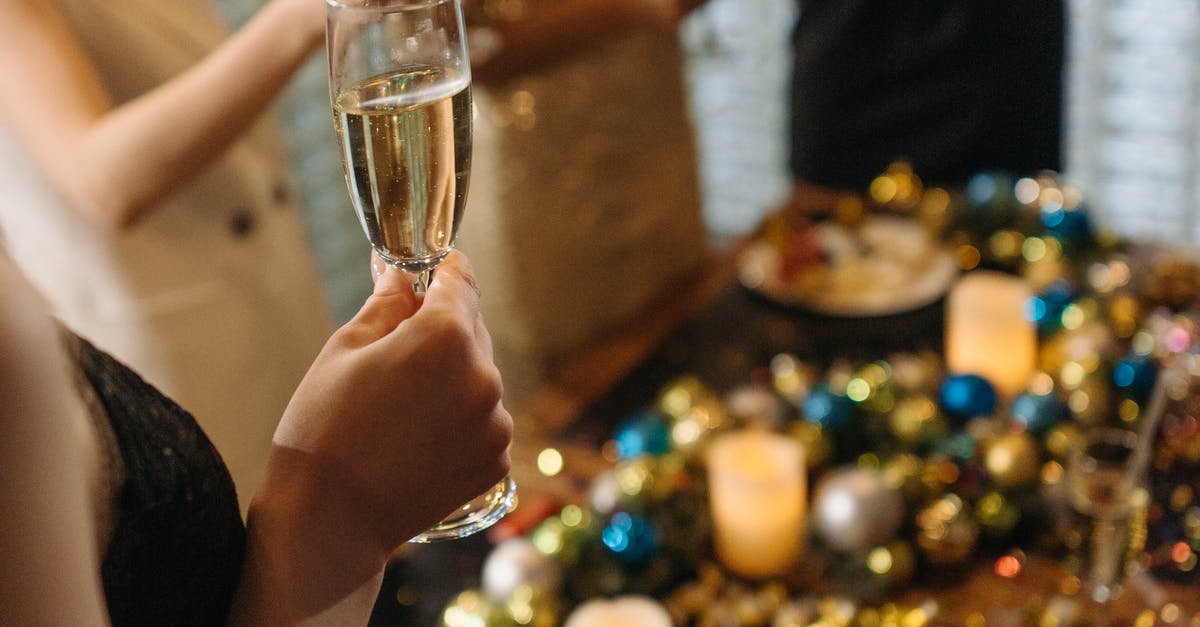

{"left": 326, "top": 0, "right": 516, "bottom": 542}
{"left": 1066, "top": 426, "right": 1149, "bottom": 604}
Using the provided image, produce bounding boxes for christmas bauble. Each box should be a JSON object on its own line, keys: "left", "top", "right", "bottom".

{"left": 601, "top": 512, "right": 661, "bottom": 564}
{"left": 915, "top": 495, "right": 979, "bottom": 565}
{"left": 440, "top": 590, "right": 501, "bottom": 627}
{"left": 1112, "top": 353, "right": 1158, "bottom": 402}
{"left": 974, "top": 490, "right": 1021, "bottom": 537}
{"left": 770, "top": 353, "right": 819, "bottom": 408}
{"left": 1028, "top": 280, "right": 1075, "bottom": 338}
{"left": 1041, "top": 203, "right": 1093, "bottom": 244}
{"left": 939, "top": 374, "right": 998, "bottom": 421}
{"left": 481, "top": 537, "right": 564, "bottom": 601}
{"left": 888, "top": 395, "right": 947, "bottom": 446}
{"left": 983, "top": 431, "right": 1041, "bottom": 490}
{"left": 589, "top": 470, "right": 622, "bottom": 516}
{"left": 788, "top": 420, "right": 831, "bottom": 470}
{"left": 726, "top": 384, "right": 788, "bottom": 428}
{"left": 802, "top": 384, "right": 855, "bottom": 431}
{"left": 1010, "top": 392, "right": 1063, "bottom": 435}
{"left": 812, "top": 467, "right": 905, "bottom": 553}
{"left": 613, "top": 413, "right": 671, "bottom": 459}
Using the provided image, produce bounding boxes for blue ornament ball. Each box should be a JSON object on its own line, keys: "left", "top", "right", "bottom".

{"left": 600, "top": 511, "right": 661, "bottom": 564}
{"left": 940, "top": 374, "right": 998, "bottom": 421}
{"left": 1041, "top": 203, "right": 1093, "bottom": 243}
{"left": 1010, "top": 392, "right": 1064, "bottom": 435}
{"left": 934, "top": 430, "right": 977, "bottom": 463}
{"left": 1113, "top": 354, "right": 1158, "bottom": 401}
{"left": 802, "top": 383, "right": 855, "bottom": 431}
{"left": 613, "top": 413, "right": 671, "bottom": 459}
{"left": 1026, "top": 280, "right": 1075, "bottom": 338}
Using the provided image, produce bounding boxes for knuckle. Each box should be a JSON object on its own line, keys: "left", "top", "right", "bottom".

{"left": 473, "top": 362, "right": 504, "bottom": 403}
{"left": 427, "top": 313, "right": 475, "bottom": 346}
{"left": 493, "top": 450, "right": 512, "bottom": 478}
{"left": 460, "top": 269, "right": 482, "bottom": 302}
{"left": 487, "top": 406, "right": 514, "bottom": 449}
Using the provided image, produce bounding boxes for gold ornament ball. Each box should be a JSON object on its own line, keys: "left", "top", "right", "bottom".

{"left": 1069, "top": 374, "right": 1111, "bottom": 427}
{"left": 440, "top": 590, "right": 502, "bottom": 627}
{"left": 881, "top": 453, "right": 925, "bottom": 504}
{"left": 974, "top": 490, "right": 1021, "bottom": 537}
{"left": 657, "top": 376, "right": 719, "bottom": 419}
{"left": 984, "top": 431, "right": 1041, "bottom": 489}
{"left": 915, "top": 495, "right": 979, "bottom": 566}
{"left": 866, "top": 540, "right": 917, "bottom": 587}
{"left": 770, "top": 353, "right": 818, "bottom": 406}
{"left": 888, "top": 395, "right": 946, "bottom": 446}
{"left": 1107, "top": 295, "right": 1142, "bottom": 338}
{"left": 1044, "top": 422, "right": 1082, "bottom": 462}
{"left": 889, "top": 351, "right": 944, "bottom": 393}
{"left": 789, "top": 420, "right": 831, "bottom": 470}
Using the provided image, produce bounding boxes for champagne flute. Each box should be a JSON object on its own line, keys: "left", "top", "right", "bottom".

{"left": 1066, "top": 426, "right": 1149, "bottom": 605}
{"left": 326, "top": 0, "right": 516, "bottom": 542}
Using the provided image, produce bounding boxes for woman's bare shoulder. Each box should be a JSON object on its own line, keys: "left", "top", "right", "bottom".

{"left": 0, "top": 254, "right": 58, "bottom": 375}
{"left": 0, "top": 252, "right": 98, "bottom": 464}
{"left": 0, "top": 256, "right": 111, "bottom": 624}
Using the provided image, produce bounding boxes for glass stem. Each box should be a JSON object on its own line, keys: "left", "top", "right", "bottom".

{"left": 413, "top": 267, "right": 434, "bottom": 293}
{"left": 1088, "top": 515, "right": 1121, "bottom": 603}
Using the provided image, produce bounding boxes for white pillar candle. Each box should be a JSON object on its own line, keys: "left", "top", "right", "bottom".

{"left": 563, "top": 595, "right": 672, "bottom": 627}
{"left": 705, "top": 429, "right": 806, "bottom": 579}
{"left": 944, "top": 270, "right": 1037, "bottom": 399}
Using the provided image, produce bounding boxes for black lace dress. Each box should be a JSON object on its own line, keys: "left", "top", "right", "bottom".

{"left": 71, "top": 333, "right": 247, "bottom": 626}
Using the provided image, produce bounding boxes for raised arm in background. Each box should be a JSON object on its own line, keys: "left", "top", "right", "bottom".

{"left": 0, "top": 0, "right": 324, "bottom": 229}
{"left": 469, "top": 0, "right": 706, "bottom": 84}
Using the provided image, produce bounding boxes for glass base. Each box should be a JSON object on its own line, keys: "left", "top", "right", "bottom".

{"left": 408, "top": 475, "right": 517, "bottom": 543}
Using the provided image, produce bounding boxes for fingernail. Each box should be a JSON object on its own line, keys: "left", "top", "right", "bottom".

{"left": 371, "top": 254, "right": 386, "bottom": 283}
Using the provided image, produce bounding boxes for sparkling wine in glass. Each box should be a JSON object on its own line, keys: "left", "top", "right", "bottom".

{"left": 326, "top": 0, "right": 515, "bottom": 542}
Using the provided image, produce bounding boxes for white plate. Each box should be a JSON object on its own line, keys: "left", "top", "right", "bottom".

{"left": 737, "top": 216, "right": 961, "bottom": 317}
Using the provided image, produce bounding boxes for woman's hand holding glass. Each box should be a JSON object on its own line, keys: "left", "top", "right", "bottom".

{"left": 258, "top": 251, "right": 512, "bottom": 549}
{"left": 237, "top": 252, "right": 512, "bottom": 622}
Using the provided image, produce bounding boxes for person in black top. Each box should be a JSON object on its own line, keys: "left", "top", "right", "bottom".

{"left": 784, "top": 0, "right": 1065, "bottom": 211}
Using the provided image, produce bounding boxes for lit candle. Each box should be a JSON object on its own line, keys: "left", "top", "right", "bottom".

{"left": 563, "top": 595, "right": 672, "bottom": 627}
{"left": 945, "top": 270, "right": 1036, "bottom": 399}
{"left": 705, "top": 429, "right": 806, "bottom": 579}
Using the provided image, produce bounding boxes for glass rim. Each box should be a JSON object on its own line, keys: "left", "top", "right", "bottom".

{"left": 325, "top": 0, "right": 456, "bottom": 10}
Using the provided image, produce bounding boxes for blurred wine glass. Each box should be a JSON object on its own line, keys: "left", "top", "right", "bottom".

{"left": 1065, "top": 426, "right": 1149, "bottom": 606}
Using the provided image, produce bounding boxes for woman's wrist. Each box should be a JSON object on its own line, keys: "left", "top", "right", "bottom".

{"left": 249, "top": 453, "right": 398, "bottom": 567}
{"left": 233, "top": 463, "right": 395, "bottom": 624}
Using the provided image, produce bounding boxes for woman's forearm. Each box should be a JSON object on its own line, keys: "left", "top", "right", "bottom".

{"left": 0, "top": 0, "right": 324, "bottom": 229}
{"left": 470, "top": 0, "right": 656, "bottom": 84}
{"left": 228, "top": 468, "right": 393, "bottom": 627}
